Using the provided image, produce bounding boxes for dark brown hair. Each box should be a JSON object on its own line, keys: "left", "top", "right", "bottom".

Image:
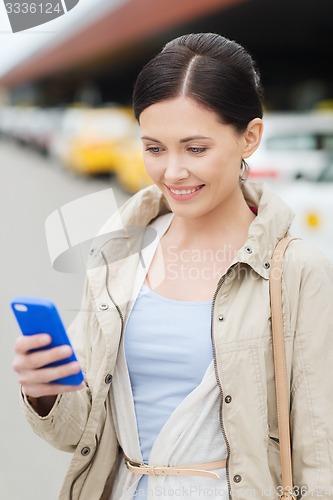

{"left": 133, "top": 33, "right": 263, "bottom": 133}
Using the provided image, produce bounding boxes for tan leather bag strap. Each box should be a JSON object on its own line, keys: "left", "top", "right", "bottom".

{"left": 270, "top": 237, "right": 299, "bottom": 500}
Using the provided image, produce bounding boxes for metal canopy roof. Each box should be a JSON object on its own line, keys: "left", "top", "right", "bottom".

{"left": 0, "top": 0, "right": 247, "bottom": 88}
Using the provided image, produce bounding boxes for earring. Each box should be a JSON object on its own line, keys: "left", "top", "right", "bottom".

{"left": 239, "top": 159, "right": 249, "bottom": 182}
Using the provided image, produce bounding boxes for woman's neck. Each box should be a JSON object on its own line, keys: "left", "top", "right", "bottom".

{"left": 166, "top": 190, "right": 256, "bottom": 250}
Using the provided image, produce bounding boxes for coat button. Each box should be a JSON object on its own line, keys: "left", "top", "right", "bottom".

{"left": 81, "top": 447, "right": 91, "bottom": 456}
{"left": 105, "top": 374, "right": 113, "bottom": 384}
{"left": 218, "top": 315, "right": 224, "bottom": 321}
{"left": 233, "top": 474, "right": 242, "bottom": 483}
{"left": 245, "top": 246, "right": 252, "bottom": 254}
{"left": 99, "top": 303, "right": 109, "bottom": 311}
{"left": 225, "top": 395, "right": 232, "bottom": 404}
{"left": 263, "top": 262, "right": 270, "bottom": 269}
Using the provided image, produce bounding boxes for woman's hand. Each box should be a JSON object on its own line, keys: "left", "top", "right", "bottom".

{"left": 13, "top": 333, "right": 85, "bottom": 415}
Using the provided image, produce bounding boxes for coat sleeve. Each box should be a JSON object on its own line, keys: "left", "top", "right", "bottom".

{"left": 20, "top": 277, "right": 96, "bottom": 453}
{"left": 288, "top": 241, "right": 333, "bottom": 496}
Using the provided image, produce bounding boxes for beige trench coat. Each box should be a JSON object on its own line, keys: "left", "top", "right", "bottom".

{"left": 22, "top": 182, "right": 333, "bottom": 499}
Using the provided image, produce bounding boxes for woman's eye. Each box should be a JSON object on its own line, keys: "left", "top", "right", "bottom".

{"left": 188, "top": 146, "right": 206, "bottom": 154}
{"left": 146, "top": 146, "right": 162, "bottom": 154}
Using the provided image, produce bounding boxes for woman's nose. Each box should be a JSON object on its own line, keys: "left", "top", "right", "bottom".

{"left": 164, "top": 156, "right": 189, "bottom": 181}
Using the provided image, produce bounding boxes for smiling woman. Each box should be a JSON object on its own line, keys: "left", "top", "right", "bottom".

{"left": 140, "top": 97, "right": 261, "bottom": 217}
{"left": 138, "top": 95, "right": 262, "bottom": 301}
{"left": 13, "top": 33, "right": 333, "bottom": 500}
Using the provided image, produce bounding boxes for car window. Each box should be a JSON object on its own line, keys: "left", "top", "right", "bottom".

{"left": 90, "top": 113, "right": 134, "bottom": 139}
{"left": 266, "top": 134, "right": 317, "bottom": 151}
{"left": 321, "top": 135, "right": 333, "bottom": 152}
{"left": 318, "top": 161, "right": 333, "bottom": 182}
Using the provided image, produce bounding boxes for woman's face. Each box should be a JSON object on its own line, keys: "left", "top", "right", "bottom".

{"left": 139, "top": 96, "right": 261, "bottom": 220}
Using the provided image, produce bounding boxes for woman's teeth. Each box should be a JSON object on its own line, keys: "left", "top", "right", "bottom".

{"left": 170, "top": 187, "right": 201, "bottom": 195}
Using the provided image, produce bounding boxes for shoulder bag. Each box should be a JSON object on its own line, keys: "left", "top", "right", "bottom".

{"left": 270, "top": 237, "right": 299, "bottom": 500}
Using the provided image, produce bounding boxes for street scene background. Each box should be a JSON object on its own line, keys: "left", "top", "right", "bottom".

{"left": 0, "top": 139, "right": 129, "bottom": 499}
{"left": 1, "top": 0, "right": 333, "bottom": 498}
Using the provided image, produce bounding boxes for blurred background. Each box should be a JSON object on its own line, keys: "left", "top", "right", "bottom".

{"left": 1, "top": 0, "right": 333, "bottom": 498}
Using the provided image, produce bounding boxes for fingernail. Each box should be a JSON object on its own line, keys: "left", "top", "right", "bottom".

{"left": 59, "top": 345, "right": 72, "bottom": 356}
{"left": 39, "top": 334, "right": 51, "bottom": 345}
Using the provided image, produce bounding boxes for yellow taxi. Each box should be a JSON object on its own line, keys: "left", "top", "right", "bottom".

{"left": 52, "top": 107, "right": 138, "bottom": 175}
{"left": 114, "top": 135, "right": 153, "bottom": 193}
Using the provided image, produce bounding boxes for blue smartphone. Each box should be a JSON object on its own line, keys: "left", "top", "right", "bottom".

{"left": 11, "top": 297, "right": 84, "bottom": 386}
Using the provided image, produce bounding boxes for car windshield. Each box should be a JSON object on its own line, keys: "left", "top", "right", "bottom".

{"left": 266, "top": 132, "right": 333, "bottom": 152}
{"left": 322, "top": 135, "right": 333, "bottom": 152}
{"left": 90, "top": 114, "right": 134, "bottom": 139}
{"left": 267, "top": 134, "right": 317, "bottom": 151}
{"left": 318, "top": 160, "right": 333, "bottom": 182}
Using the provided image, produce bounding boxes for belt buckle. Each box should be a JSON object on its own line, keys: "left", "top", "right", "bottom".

{"left": 125, "top": 458, "right": 142, "bottom": 468}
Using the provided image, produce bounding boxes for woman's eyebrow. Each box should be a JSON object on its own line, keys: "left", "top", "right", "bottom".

{"left": 141, "top": 135, "right": 212, "bottom": 143}
{"left": 141, "top": 136, "right": 162, "bottom": 143}
{"left": 179, "top": 136, "right": 211, "bottom": 143}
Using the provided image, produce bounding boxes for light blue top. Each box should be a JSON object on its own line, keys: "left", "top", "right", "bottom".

{"left": 124, "top": 283, "right": 213, "bottom": 499}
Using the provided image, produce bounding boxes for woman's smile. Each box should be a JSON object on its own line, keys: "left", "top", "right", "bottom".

{"left": 166, "top": 184, "right": 205, "bottom": 201}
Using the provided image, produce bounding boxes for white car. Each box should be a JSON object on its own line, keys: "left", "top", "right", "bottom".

{"left": 268, "top": 160, "right": 333, "bottom": 262}
{"left": 248, "top": 112, "right": 333, "bottom": 181}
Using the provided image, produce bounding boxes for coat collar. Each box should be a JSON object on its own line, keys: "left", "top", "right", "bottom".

{"left": 90, "top": 181, "right": 295, "bottom": 283}
{"left": 238, "top": 181, "right": 295, "bottom": 278}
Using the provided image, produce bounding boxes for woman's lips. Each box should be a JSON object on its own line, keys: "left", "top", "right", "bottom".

{"left": 165, "top": 184, "right": 205, "bottom": 201}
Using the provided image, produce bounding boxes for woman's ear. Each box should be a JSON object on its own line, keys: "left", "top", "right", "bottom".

{"left": 242, "top": 118, "right": 263, "bottom": 159}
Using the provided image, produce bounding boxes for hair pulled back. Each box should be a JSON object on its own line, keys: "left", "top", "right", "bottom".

{"left": 133, "top": 33, "right": 263, "bottom": 132}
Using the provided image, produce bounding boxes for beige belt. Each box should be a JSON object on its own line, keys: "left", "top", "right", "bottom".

{"left": 125, "top": 457, "right": 226, "bottom": 480}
